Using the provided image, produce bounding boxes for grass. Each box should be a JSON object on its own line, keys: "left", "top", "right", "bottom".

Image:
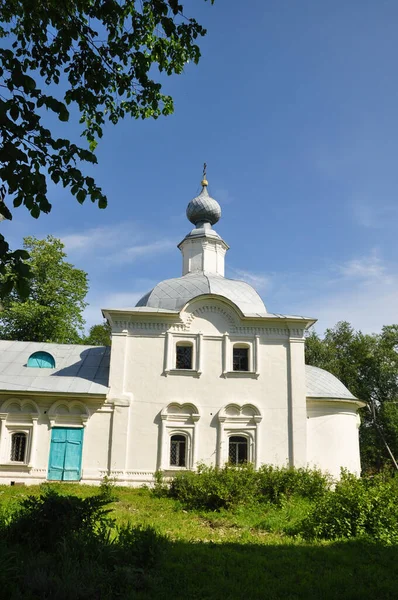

{"left": 1, "top": 483, "right": 397, "bottom": 599}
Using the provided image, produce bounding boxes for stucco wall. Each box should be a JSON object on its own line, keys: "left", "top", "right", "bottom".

{"left": 107, "top": 297, "right": 309, "bottom": 481}
{"left": 306, "top": 400, "right": 362, "bottom": 478}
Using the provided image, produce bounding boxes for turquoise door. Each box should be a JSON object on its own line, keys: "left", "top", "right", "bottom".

{"left": 48, "top": 428, "right": 84, "bottom": 481}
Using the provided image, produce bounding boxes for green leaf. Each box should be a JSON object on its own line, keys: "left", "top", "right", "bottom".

{"left": 9, "top": 103, "right": 19, "bottom": 121}
{"left": 30, "top": 205, "right": 40, "bottom": 219}
{"left": 76, "top": 190, "right": 87, "bottom": 203}
{"left": 59, "top": 106, "right": 70, "bottom": 122}
{"left": 12, "top": 249, "right": 30, "bottom": 260}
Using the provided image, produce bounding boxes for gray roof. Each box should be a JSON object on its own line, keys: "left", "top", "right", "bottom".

{"left": 136, "top": 272, "right": 267, "bottom": 315}
{"left": 0, "top": 341, "right": 109, "bottom": 395}
{"left": 305, "top": 365, "right": 357, "bottom": 400}
{"left": 186, "top": 184, "right": 221, "bottom": 226}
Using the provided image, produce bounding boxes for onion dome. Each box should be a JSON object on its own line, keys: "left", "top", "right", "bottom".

{"left": 186, "top": 177, "right": 221, "bottom": 227}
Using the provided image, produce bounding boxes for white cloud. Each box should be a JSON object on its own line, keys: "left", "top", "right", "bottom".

{"left": 60, "top": 223, "right": 175, "bottom": 267}
{"left": 283, "top": 252, "right": 398, "bottom": 334}
{"left": 228, "top": 267, "right": 271, "bottom": 293}
{"left": 83, "top": 288, "right": 152, "bottom": 328}
{"left": 61, "top": 224, "right": 131, "bottom": 252}
{"left": 352, "top": 202, "right": 398, "bottom": 229}
{"left": 108, "top": 240, "right": 175, "bottom": 265}
{"left": 335, "top": 251, "right": 390, "bottom": 283}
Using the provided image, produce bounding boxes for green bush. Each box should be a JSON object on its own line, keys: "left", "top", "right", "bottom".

{"left": 168, "top": 463, "right": 331, "bottom": 511}
{"left": 0, "top": 486, "right": 166, "bottom": 599}
{"left": 298, "top": 471, "right": 398, "bottom": 544}
{"left": 257, "top": 464, "right": 331, "bottom": 504}
{"left": 169, "top": 463, "right": 259, "bottom": 510}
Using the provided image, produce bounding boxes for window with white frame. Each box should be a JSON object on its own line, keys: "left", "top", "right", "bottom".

{"left": 223, "top": 335, "right": 259, "bottom": 375}
{"left": 170, "top": 434, "right": 187, "bottom": 467}
{"left": 159, "top": 403, "right": 200, "bottom": 470}
{"left": 10, "top": 432, "right": 27, "bottom": 462}
{"left": 0, "top": 399, "right": 39, "bottom": 467}
{"left": 217, "top": 403, "right": 262, "bottom": 467}
{"left": 164, "top": 332, "right": 202, "bottom": 374}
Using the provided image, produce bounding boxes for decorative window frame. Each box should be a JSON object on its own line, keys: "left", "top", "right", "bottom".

{"left": 159, "top": 403, "right": 200, "bottom": 470}
{"left": 217, "top": 403, "right": 262, "bottom": 468}
{"left": 222, "top": 334, "right": 260, "bottom": 377}
{"left": 164, "top": 332, "right": 202, "bottom": 375}
{"left": 0, "top": 398, "right": 39, "bottom": 468}
{"left": 48, "top": 400, "right": 89, "bottom": 428}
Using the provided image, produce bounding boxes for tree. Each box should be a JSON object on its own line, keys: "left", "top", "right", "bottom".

{"left": 84, "top": 321, "right": 111, "bottom": 346}
{"left": 0, "top": 0, "right": 214, "bottom": 295}
{"left": 305, "top": 321, "right": 398, "bottom": 473}
{"left": 0, "top": 235, "right": 88, "bottom": 343}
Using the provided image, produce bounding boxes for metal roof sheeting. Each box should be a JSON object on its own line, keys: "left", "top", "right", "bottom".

{"left": 305, "top": 365, "right": 357, "bottom": 400}
{"left": 136, "top": 272, "right": 268, "bottom": 315}
{"left": 0, "top": 341, "right": 109, "bottom": 395}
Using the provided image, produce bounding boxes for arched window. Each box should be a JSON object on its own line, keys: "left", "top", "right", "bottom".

{"left": 170, "top": 434, "right": 187, "bottom": 467}
{"left": 233, "top": 345, "right": 249, "bottom": 372}
{"left": 176, "top": 342, "right": 193, "bottom": 370}
{"left": 10, "top": 432, "right": 27, "bottom": 462}
{"left": 27, "top": 351, "right": 55, "bottom": 369}
{"left": 229, "top": 436, "right": 248, "bottom": 465}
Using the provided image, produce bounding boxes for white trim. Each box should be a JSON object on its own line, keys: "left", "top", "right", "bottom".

{"left": 164, "top": 333, "right": 202, "bottom": 375}
{"left": 48, "top": 400, "right": 89, "bottom": 428}
{"left": 222, "top": 336, "right": 259, "bottom": 376}
{"left": 159, "top": 403, "right": 200, "bottom": 470}
{"left": 217, "top": 403, "right": 262, "bottom": 468}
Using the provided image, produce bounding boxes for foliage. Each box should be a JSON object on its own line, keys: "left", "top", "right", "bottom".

{"left": 1, "top": 484, "right": 398, "bottom": 599}
{"left": 0, "top": 486, "right": 165, "bottom": 599}
{"left": 305, "top": 321, "right": 398, "bottom": 472}
{"left": 256, "top": 464, "right": 331, "bottom": 504}
{"left": 298, "top": 471, "right": 398, "bottom": 544}
{"left": 0, "top": 235, "right": 88, "bottom": 343}
{"left": 0, "top": 0, "right": 214, "bottom": 295}
{"left": 168, "top": 463, "right": 331, "bottom": 511}
{"left": 83, "top": 320, "right": 111, "bottom": 346}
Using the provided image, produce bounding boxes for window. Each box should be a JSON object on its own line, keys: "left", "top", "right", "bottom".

{"left": 27, "top": 351, "right": 55, "bottom": 368}
{"left": 10, "top": 432, "right": 27, "bottom": 462}
{"left": 233, "top": 346, "right": 249, "bottom": 371}
{"left": 170, "top": 434, "right": 187, "bottom": 467}
{"left": 228, "top": 436, "right": 248, "bottom": 465}
{"left": 176, "top": 343, "right": 193, "bottom": 370}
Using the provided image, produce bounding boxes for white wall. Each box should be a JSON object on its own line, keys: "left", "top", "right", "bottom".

{"left": 306, "top": 400, "right": 362, "bottom": 478}
{"left": 107, "top": 296, "right": 310, "bottom": 482}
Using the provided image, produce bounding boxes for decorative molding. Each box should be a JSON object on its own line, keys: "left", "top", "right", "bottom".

{"left": 217, "top": 403, "right": 262, "bottom": 468}
{"left": 186, "top": 304, "right": 237, "bottom": 330}
{"left": 0, "top": 398, "right": 39, "bottom": 416}
{"left": 161, "top": 402, "right": 200, "bottom": 424}
{"left": 48, "top": 399, "right": 89, "bottom": 428}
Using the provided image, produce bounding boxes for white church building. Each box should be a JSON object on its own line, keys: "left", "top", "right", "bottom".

{"left": 0, "top": 177, "right": 365, "bottom": 485}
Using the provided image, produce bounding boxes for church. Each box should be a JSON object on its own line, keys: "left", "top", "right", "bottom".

{"left": 0, "top": 176, "right": 365, "bottom": 485}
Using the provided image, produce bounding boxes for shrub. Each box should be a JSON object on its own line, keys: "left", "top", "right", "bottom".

{"left": 0, "top": 487, "right": 166, "bottom": 599}
{"left": 298, "top": 471, "right": 398, "bottom": 544}
{"left": 257, "top": 464, "right": 331, "bottom": 504}
{"left": 168, "top": 463, "right": 331, "bottom": 511}
{"left": 169, "top": 463, "right": 259, "bottom": 510}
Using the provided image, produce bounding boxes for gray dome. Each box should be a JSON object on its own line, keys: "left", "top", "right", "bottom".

{"left": 305, "top": 365, "right": 357, "bottom": 400}
{"left": 186, "top": 185, "right": 221, "bottom": 226}
{"left": 136, "top": 272, "right": 267, "bottom": 315}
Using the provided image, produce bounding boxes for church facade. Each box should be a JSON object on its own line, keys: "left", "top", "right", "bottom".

{"left": 0, "top": 177, "right": 365, "bottom": 485}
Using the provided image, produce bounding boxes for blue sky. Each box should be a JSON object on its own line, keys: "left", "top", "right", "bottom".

{"left": 4, "top": 0, "right": 398, "bottom": 334}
